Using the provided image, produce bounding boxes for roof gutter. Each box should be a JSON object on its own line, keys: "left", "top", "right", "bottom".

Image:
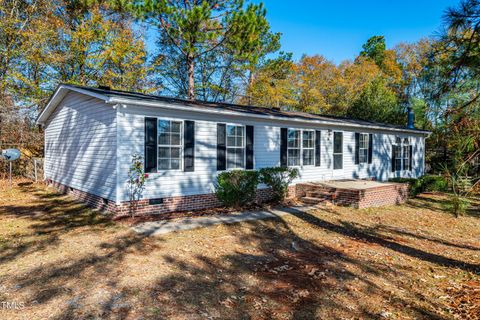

{"left": 107, "top": 97, "right": 431, "bottom": 136}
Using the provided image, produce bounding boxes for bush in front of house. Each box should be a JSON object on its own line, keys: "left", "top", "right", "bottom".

{"left": 259, "top": 167, "right": 299, "bottom": 202}
{"left": 421, "top": 175, "right": 449, "bottom": 192}
{"left": 215, "top": 170, "right": 260, "bottom": 209}
{"left": 389, "top": 175, "right": 449, "bottom": 196}
{"left": 389, "top": 177, "right": 423, "bottom": 196}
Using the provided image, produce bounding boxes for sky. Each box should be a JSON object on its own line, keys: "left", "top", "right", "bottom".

{"left": 255, "top": 0, "right": 459, "bottom": 63}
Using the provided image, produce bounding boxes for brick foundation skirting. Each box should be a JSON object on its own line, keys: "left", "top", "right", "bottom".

{"left": 47, "top": 179, "right": 277, "bottom": 217}
{"left": 47, "top": 179, "right": 117, "bottom": 212}
{"left": 47, "top": 179, "right": 408, "bottom": 216}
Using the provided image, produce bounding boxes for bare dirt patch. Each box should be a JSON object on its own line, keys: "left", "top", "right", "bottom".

{"left": 0, "top": 179, "right": 479, "bottom": 319}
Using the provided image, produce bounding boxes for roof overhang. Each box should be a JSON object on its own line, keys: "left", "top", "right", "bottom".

{"left": 37, "top": 85, "right": 431, "bottom": 136}
{"left": 108, "top": 97, "right": 431, "bottom": 136}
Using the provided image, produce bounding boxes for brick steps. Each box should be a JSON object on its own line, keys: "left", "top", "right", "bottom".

{"left": 306, "top": 191, "right": 334, "bottom": 199}
{"left": 301, "top": 196, "right": 326, "bottom": 205}
{"left": 302, "top": 187, "right": 335, "bottom": 206}
{"left": 296, "top": 181, "right": 409, "bottom": 209}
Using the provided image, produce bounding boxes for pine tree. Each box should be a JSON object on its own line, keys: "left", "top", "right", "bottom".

{"left": 133, "top": 0, "right": 277, "bottom": 101}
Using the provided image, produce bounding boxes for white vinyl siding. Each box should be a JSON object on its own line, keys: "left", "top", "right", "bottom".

{"left": 116, "top": 104, "right": 426, "bottom": 201}
{"left": 43, "top": 92, "right": 117, "bottom": 201}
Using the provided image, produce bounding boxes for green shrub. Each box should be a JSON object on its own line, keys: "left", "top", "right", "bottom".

{"left": 259, "top": 167, "right": 299, "bottom": 202}
{"left": 389, "top": 177, "right": 423, "bottom": 196}
{"left": 421, "top": 175, "right": 449, "bottom": 192}
{"left": 215, "top": 170, "right": 259, "bottom": 208}
{"left": 443, "top": 195, "right": 470, "bottom": 217}
{"left": 389, "top": 175, "right": 449, "bottom": 196}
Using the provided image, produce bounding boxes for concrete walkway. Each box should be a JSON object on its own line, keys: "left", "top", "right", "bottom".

{"left": 132, "top": 205, "right": 316, "bottom": 236}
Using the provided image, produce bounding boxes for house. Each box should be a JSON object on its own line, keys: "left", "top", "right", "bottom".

{"left": 36, "top": 84, "right": 430, "bottom": 214}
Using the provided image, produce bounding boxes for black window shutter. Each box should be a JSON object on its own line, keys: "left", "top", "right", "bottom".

{"left": 391, "top": 145, "right": 396, "bottom": 172}
{"left": 315, "top": 130, "right": 321, "bottom": 167}
{"left": 280, "top": 128, "right": 288, "bottom": 167}
{"left": 144, "top": 117, "right": 157, "bottom": 173}
{"left": 184, "top": 120, "right": 195, "bottom": 172}
{"left": 368, "top": 133, "right": 373, "bottom": 164}
{"left": 409, "top": 145, "right": 413, "bottom": 171}
{"left": 245, "top": 125, "right": 254, "bottom": 169}
{"left": 354, "top": 132, "right": 360, "bottom": 164}
{"left": 217, "top": 123, "right": 226, "bottom": 171}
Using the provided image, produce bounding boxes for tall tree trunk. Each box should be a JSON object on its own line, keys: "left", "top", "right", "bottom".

{"left": 247, "top": 67, "right": 256, "bottom": 105}
{"left": 187, "top": 54, "right": 195, "bottom": 100}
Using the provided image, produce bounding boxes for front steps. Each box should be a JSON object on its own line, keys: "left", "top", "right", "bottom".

{"left": 295, "top": 181, "right": 409, "bottom": 209}
{"left": 300, "top": 190, "right": 335, "bottom": 205}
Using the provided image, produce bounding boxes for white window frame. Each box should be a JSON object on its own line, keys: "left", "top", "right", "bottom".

{"left": 287, "top": 128, "right": 301, "bottom": 167}
{"left": 333, "top": 131, "right": 343, "bottom": 170}
{"left": 359, "top": 133, "right": 369, "bottom": 164}
{"left": 302, "top": 130, "right": 315, "bottom": 166}
{"left": 287, "top": 128, "right": 315, "bottom": 167}
{"left": 157, "top": 118, "right": 184, "bottom": 171}
{"left": 394, "top": 136, "right": 410, "bottom": 171}
{"left": 402, "top": 137, "right": 410, "bottom": 171}
{"left": 225, "top": 123, "right": 246, "bottom": 170}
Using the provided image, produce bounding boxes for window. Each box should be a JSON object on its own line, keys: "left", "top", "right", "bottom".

{"left": 226, "top": 124, "right": 245, "bottom": 169}
{"left": 403, "top": 138, "right": 410, "bottom": 170}
{"left": 359, "top": 133, "right": 369, "bottom": 164}
{"left": 287, "top": 129, "right": 315, "bottom": 166}
{"left": 394, "top": 137, "right": 410, "bottom": 171}
{"left": 158, "top": 120, "right": 183, "bottom": 170}
{"left": 287, "top": 129, "right": 301, "bottom": 166}
{"left": 333, "top": 132, "right": 343, "bottom": 169}
{"left": 395, "top": 145, "right": 402, "bottom": 172}
{"left": 302, "top": 130, "right": 315, "bottom": 166}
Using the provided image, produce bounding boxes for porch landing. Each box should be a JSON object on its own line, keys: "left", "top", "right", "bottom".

{"left": 295, "top": 179, "right": 409, "bottom": 209}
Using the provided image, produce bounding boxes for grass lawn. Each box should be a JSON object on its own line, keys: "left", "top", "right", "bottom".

{"left": 0, "top": 179, "right": 479, "bottom": 320}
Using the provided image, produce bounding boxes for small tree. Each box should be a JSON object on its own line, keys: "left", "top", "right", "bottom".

{"left": 127, "top": 154, "right": 149, "bottom": 216}
{"left": 442, "top": 150, "right": 480, "bottom": 217}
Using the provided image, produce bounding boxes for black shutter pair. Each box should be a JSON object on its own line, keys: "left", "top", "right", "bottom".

{"left": 280, "top": 128, "right": 321, "bottom": 167}
{"left": 144, "top": 117, "right": 195, "bottom": 172}
{"left": 355, "top": 133, "right": 373, "bottom": 164}
{"left": 217, "top": 124, "right": 254, "bottom": 170}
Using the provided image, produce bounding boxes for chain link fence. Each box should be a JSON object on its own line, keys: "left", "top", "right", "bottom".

{"left": 0, "top": 156, "right": 44, "bottom": 181}
{"left": 23, "top": 157, "right": 44, "bottom": 182}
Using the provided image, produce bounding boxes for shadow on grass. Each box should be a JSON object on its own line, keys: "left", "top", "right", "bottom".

{"left": 0, "top": 181, "right": 114, "bottom": 264}
{"left": 406, "top": 193, "right": 480, "bottom": 218}
{"left": 133, "top": 211, "right": 450, "bottom": 320}
{"left": 285, "top": 207, "right": 480, "bottom": 274}
{"left": 373, "top": 224, "right": 480, "bottom": 251}
{"left": 1, "top": 182, "right": 472, "bottom": 319}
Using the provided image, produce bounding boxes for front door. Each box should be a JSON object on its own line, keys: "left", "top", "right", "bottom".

{"left": 332, "top": 131, "right": 344, "bottom": 178}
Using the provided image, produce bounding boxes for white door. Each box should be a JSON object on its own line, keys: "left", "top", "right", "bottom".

{"left": 332, "top": 131, "right": 344, "bottom": 179}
